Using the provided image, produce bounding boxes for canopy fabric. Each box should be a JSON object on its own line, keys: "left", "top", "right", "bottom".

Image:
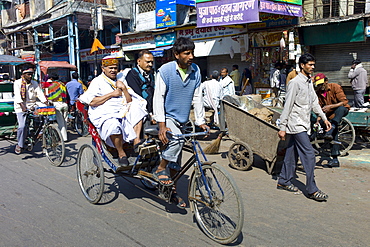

{"left": 0, "top": 55, "right": 29, "bottom": 65}
{"left": 39, "top": 61, "right": 77, "bottom": 75}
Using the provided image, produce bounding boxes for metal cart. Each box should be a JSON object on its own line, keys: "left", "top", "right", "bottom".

{"left": 222, "top": 99, "right": 287, "bottom": 174}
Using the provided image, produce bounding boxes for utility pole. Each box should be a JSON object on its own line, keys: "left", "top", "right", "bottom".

{"left": 93, "top": 0, "right": 98, "bottom": 77}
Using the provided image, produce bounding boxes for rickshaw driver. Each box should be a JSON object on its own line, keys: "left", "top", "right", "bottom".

{"left": 151, "top": 37, "right": 208, "bottom": 208}
{"left": 79, "top": 56, "right": 148, "bottom": 171}
{"left": 13, "top": 65, "right": 49, "bottom": 154}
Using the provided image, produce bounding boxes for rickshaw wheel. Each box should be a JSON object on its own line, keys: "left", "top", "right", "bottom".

{"left": 228, "top": 141, "right": 253, "bottom": 171}
{"left": 314, "top": 117, "right": 355, "bottom": 156}
{"left": 77, "top": 144, "right": 104, "bottom": 204}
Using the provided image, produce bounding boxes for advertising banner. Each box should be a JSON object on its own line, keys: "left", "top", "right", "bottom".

{"left": 251, "top": 31, "right": 282, "bottom": 47}
{"left": 248, "top": 13, "right": 298, "bottom": 29}
{"left": 274, "top": 0, "right": 302, "bottom": 6}
{"left": 121, "top": 35, "right": 156, "bottom": 51}
{"left": 155, "top": 32, "right": 176, "bottom": 47}
{"left": 156, "top": 0, "right": 177, "bottom": 29}
{"left": 259, "top": 0, "right": 302, "bottom": 17}
{"left": 196, "top": 0, "right": 259, "bottom": 27}
{"left": 177, "top": 26, "right": 246, "bottom": 40}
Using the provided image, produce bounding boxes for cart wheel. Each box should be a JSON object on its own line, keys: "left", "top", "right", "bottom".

{"left": 314, "top": 117, "right": 355, "bottom": 156}
{"left": 228, "top": 141, "right": 253, "bottom": 171}
{"left": 77, "top": 144, "right": 104, "bottom": 204}
{"left": 74, "top": 111, "right": 89, "bottom": 137}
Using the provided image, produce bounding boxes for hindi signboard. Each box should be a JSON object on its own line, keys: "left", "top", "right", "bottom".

{"left": 196, "top": 0, "right": 259, "bottom": 28}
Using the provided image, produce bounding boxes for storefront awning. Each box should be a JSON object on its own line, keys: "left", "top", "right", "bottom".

{"left": 302, "top": 20, "right": 365, "bottom": 46}
{"left": 194, "top": 36, "right": 241, "bottom": 57}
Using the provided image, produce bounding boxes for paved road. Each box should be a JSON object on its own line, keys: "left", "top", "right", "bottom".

{"left": 0, "top": 130, "right": 369, "bottom": 246}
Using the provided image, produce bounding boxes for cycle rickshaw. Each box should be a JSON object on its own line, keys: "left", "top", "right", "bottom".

{"left": 75, "top": 101, "right": 244, "bottom": 244}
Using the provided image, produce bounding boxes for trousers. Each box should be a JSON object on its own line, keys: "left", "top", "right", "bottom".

{"left": 278, "top": 132, "right": 319, "bottom": 194}
{"left": 353, "top": 89, "right": 366, "bottom": 108}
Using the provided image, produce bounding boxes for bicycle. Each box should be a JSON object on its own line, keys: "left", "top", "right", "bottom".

{"left": 72, "top": 102, "right": 89, "bottom": 137}
{"left": 24, "top": 106, "right": 66, "bottom": 166}
{"left": 76, "top": 122, "right": 244, "bottom": 244}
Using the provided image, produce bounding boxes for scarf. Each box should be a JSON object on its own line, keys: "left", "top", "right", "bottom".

{"left": 21, "top": 77, "right": 27, "bottom": 100}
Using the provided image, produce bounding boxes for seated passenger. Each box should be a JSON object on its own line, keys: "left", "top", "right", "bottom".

{"left": 79, "top": 56, "right": 148, "bottom": 171}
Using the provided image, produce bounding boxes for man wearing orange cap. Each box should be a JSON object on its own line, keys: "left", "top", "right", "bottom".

{"left": 79, "top": 56, "right": 147, "bottom": 171}
{"left": 13, "top": 65, "right": 48, "bottom": 154}
{"left": 313, "top": 73, "right": 350, "bottom": 167}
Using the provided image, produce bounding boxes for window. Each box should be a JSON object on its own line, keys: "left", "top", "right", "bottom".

{"left": 138, "top": 1, "right": 156, "bottom": 14}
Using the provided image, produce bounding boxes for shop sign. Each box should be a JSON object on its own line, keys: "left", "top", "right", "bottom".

{"left": 80, "top": 48, "right": 121, "bottom": 61}
{"left": 151, "top": 50, "right": 165, "bottom": 57}
{"left": 259, "top": 0, "right": 302, "bottom": 17}
{"left": 196, "top": 0, "right": 259, "bottom": 28}
{"left": 121, "top": 35, "right": 156, "bottom": 51}
{"left": 274, "top": 0, "right": 302, "bottom": 6}
{"left": 177, "top": 26, "right": 246, "bottom": 40}
{"left": 155, "top": 32, "right": 176, "bottom": 47}
{"left": 196, "top": 0, "right": 213, "bottom": 3}
{"left": 177, "top": 0, "right": 196, "bottom": 6}
{"left": 251, "top": 31, "right": 282, "bottom": 47}
{"left": 156, "top": 0, "right": 177, "bottom": 29}
{"left": 21, "top": 54, "right": 35, "bottom": 63}
{"left": 248, "top": 13, "right": 298, "bottom": 29}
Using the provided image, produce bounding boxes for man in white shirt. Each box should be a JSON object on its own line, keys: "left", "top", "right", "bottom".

{"left": 220, "top": 67, "right": 235, "bottom": 97}
{"left": 13, "top": 66, "right": 48, "bottom": 154}
{"left": 79, "top": 56, "right": 147, "bottom": 171}
{"left": 201, "top": 70, "right": 222, "bottom": 124}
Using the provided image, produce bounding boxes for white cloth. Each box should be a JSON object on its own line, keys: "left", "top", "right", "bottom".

{"left": 53, "top": 101, "right": 68, "bottom": 141}
{"left": 220, "top": 75, "right": 235, "bottom": 97}
{"left": 201, "top": 79, "right": 223, "bottom": 109}
{"left": 79, "top": 73, "right": 147, "bottom": 147}
{"left": 153, "top": 63, "right": 205, "bottom": 126}
{"left": 13, "top": 79, "right": 47, "bottom": 113}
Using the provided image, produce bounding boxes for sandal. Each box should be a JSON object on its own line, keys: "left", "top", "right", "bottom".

{"left": 277, "top": 184, "right": 299, "bottom": 192}
{"left": 15, "top": 145, "right": 22, "bottom": 155}
{"left": 152, "top": 169, "right": 174, "bottom": 186}
{"left": 308, "top": 190, "right": 328, "bottom": 201}
{"left": 171, "top": 193, "right": 186, "bottom": 209}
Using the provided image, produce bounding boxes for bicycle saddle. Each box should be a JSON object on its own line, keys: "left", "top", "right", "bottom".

{"left": 144, "top": 125, "right": 159, "bottom": 136}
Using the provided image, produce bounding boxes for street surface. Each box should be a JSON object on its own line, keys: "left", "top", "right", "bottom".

{"left": 0, "top": 129, "right": 369, "bottom": 246}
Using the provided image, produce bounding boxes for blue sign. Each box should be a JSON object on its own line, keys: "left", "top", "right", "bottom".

{"left": 155, "top": 32, "right": 176, "bottom": 47}
{"left": 151, "top": 50, "right": 165, "bottom": 57}
{"left": 177, "top": 0, "right": 196, "bottom": 6}
{"left": 156, "top": 0, "right": 177, "bottom": 29}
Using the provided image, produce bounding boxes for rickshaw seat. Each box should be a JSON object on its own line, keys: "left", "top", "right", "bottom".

{"left": 144, "top": 125, "right": 159, "bottom": 136}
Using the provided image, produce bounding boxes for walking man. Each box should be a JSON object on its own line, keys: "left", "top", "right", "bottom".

{"left": 277, "top": 53, "right": 331, "bottom": 201}
{"left": 152, "top": 37, "right": 208, "bottom": 208}
{"left": 348, "top": 59, "right": 368, "bottom": 108}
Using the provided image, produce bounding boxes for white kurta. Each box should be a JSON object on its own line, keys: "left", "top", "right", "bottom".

{"left": 79, "top": 73, "right": 147, "bottom": 147}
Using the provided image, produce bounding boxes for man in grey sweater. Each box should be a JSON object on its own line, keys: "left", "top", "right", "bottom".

{"left": 348, "top": 59, "right": 368, "bottom": 108}
{"left": 277, "top": 53, "right": 331, "bottom": 201}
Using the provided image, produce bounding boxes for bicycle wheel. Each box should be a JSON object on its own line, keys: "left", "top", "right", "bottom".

{"left": 43, "top": 125, "right": 65, "bottom": 166}
{"left": 77, "top": 144, "right": 104, "bottom": 204}
{"left": 74, "top": 111, "right": 89, "bottom": 137}
{"left": 189, "top": 164, "right": 244, "bottom": 244}
{"left": 314, "top": 117, "right": 355, "bottom": 156}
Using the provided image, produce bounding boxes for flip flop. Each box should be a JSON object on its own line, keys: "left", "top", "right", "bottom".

{"left": 152, "top": 169, "right": 174, "bottom": 186}
{"left": 171, "top": 193, "right": 186, "bottom": 209}
{"left": 15, "top": 145, "right": 22, "bottom": 155}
